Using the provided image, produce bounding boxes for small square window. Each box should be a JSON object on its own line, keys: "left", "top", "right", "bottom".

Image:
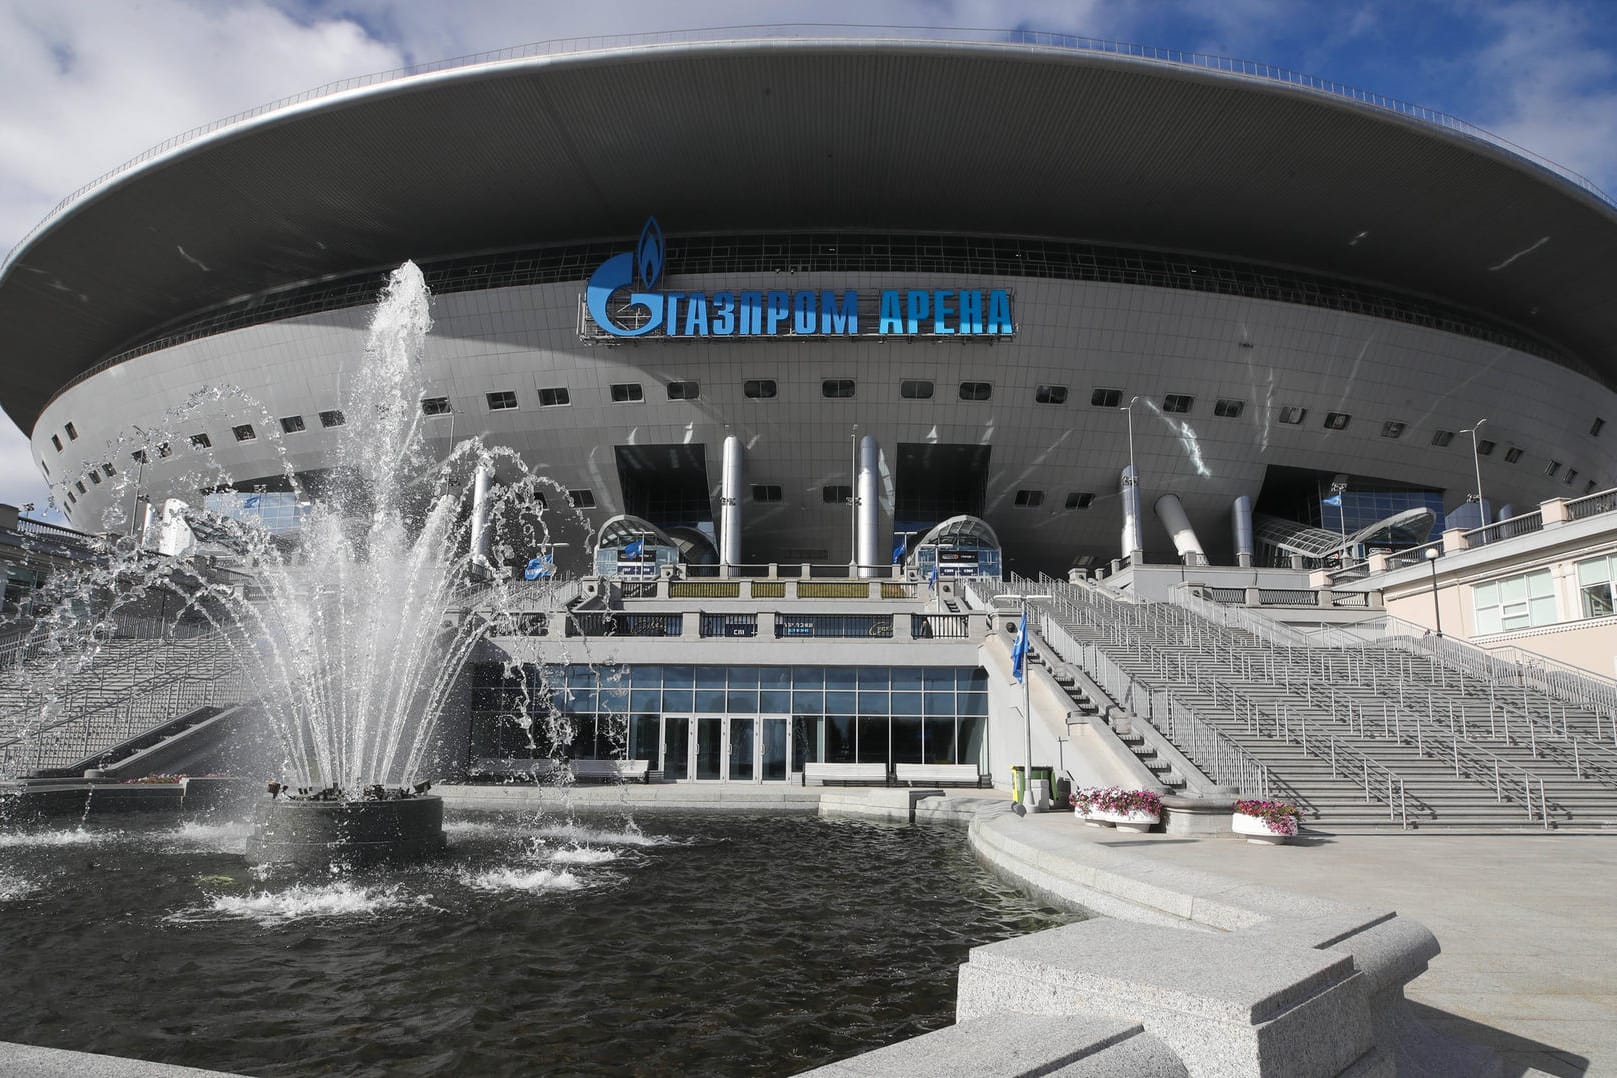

{"left": 319, "top": 410, "right": 345, "bottom": 428}
{"left": 538, "top": 387, "right": 570, "bottom": 407}
{"left": 1035, "top": 384, "right": 1068, "bottom": 405}
{"left": 50, "top": 435, "right": 62, "bottom": 452}
{"left": 1324, "top": 412, "right": 1351, "bottom": 430}
{"left": 280, "top": 415, "right": 306, "bottom": 434}
{"left": 1014, "top": 489, "right": 1044, "bottom": 507}
{"left": 87, "top": 469, "right": 100, "bottom": 485}
{"left": 101, "top": 463, "right": 115, "bottom": 477}
{"left": 64, "top": 422, "right": 78, "bottom": 441}
{"left": 65, "top": 490, "right": 75, "bottom": 505}
{"left": 666, "top": 380, "right": 700, "bottom": 401}
{"left": 1065, "top": 492, "right": 1095, "bottom": 509}
{"left": 900, "top": 379, "right": 933, "bottom": 400}
{"left": 1214, "top": 398, "right": 1245, "bottom": 418}
{"left": 75, "top": 481, "right": 86, "bottom": 495}
{"left": 1381, "top": 421, "right": 1405, "bottom": 439}
{"left": 131, "top": 449, "right": 147, "bottom": 465}
{"left": 610, "top": 383, "right": 643, "bottom": 403}
{"left": 233, "top": 424, "right": 257, "bottom": 442}
{"left": 567, "top": 489, "right": 596, "bottom": 509}
{"left": 751, "top": 484, "right": 783, "bottom": 503}
{"left": 1432, "top": 430, "right": 1455, "bottom": 447}
{"left": 486, "top": 391, "right": 518, "bottom": 411}
{"left": 1162, "top": 394, "right": 1193, "bottom": 414}
{"left": 1091, "top": 388, "right": 1122, "bottom": 408}
{"left": 40, "top": 460, "right": 49, "bottom": 477}
{"left": 1593, "top": 418, "right": 1606, "bottom": 437}
{"left": 157, "top": 442, "right": 172, "bottom": 459}
{"left": 1503, "top": 446, "right": 1523, "bottom": 463}
{"left": 822, "top": 484, "right": 852, "bottom": 503}
{"left": 822, "top": 379, "right": 856, "bottom": 399}
{"left": 1565, "top": 468, "right": 1578, "bottom": 485}
{"left": 421, "top": 397, "right": 452, "bottom": 416}
{"left": 190, "top": 433, "right": 211, "bottom": 449}
{"left": 1278, "top": 406, "right": 1307, "bottom": 425}
{"left": 744, "top": 379, "right": 777, "bottom": 399}
{"left": 1546, "top": 460, "right": 1561, "bottom": 477}
{"left": 959, "top": 381, "right": 992, "bottom": 401}
{"left": 1476, "top": 439, "right": 1495, "bottom": 456}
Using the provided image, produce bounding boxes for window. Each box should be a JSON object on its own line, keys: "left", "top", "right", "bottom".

{"left": 1013, "top": 490, "right": 1044, "bottom": 507}
{"left": 531, "top": 492, "right": 548, "bottom": 509}
{"left": 1214, "top": 398, "right": 1245, "bottom": 418}
{"left": 1278, "top": 406, "right": 1306, "bottom": 425}
{"left": 567, "top": 489, "right": 596, "bottom": 509}
{"left": 1565, "top": 468, "right": 1579, "bottom": 485}
{"left": 1065, "top": 492, "right": 1095, "bottom": 509}
{"left": 1324, "top": 412, "right": 1351, "bottom": 430}
{"left": 1545, "top": 460, "right": 1561, "bottom": 478}
{"left": 1578, "top": 556, "right": 1617, "bottom": 619}
{"left": 751, "top": 485, "right": 783, "bottom": 503}
{"left": 486, "top": 391, "right": 518, "bottom": 411}
{"left": 1090, "top": 388, "right": 1122, "bottom": 408}
{"left": 131, "top": 450, "right": 147, "bottom": 465}
{"left": 666, "top": 381, "right": 700, "bottom": 401}
{"left": 64, "top": 422, "right": 77, "bottom": 441}
{"left": 50, "top": 435, "right": 62, "bottom": 452}
{"left": 87, "top": 469, "right": 100, "bottom": 485}
{"left": 1476, "top": 439, "right": 1495, "bottom": 456}
{"left": 744, "top": 379, "right": 777, "bottom": 399}
{"left": 1504, "top": 446, "right": 1523, "bottom": 463}
{"left": 822, "top": 379, "right": 856, "bottom": 399}
{"left": 957, "top": 381, "right": 991, "bottom": 402}
{"left": 610, "top": 383, "right": 643, "bottom": 403}
{"left": 822, "top": 484, "right": 852, "bottom": 503}
{"left": 1381, "top": 421, "right": 1405, "bottom": 439}
{"left": 1473, "top": 569, "right": 1557, "bottom": 634}
{"left": 538, "top": 387, "right": 570, "bottom": 407}
{"left": 280, "top": 415, "right": 305, "bottom": 434}
{"left": 1035, "top": 384, "right": 1068, "bottom": 405}
{"left": 320, "top": 410, "right": 345, "bottom": 428}
{"left": 101, "top": 463, "right": 115, "bottom": 477}
{"left": 1162, "top": 394, "right": 1193, "bottom": 414}
{"left": 1593, "top": 418, "right": 1606, "bottom": 437}
{"left": 65, "top": 490, "right": 75, "bottom": 505}
{"left": 75, "top": 481, "right": 86, "bottom": 495}
{"left": 157, "top": 442, "right": 172, "bottom": 459}
{"left": 190, "top": 433, "right": 211, "bottom": 449}
{"left": 899, "top": 379, "right": 933, "bottom": 400}
{"left": 421, "top": 397, "right": 452, "bottom": 415}
{"left": 1432, "top": 430, "right": 1455, "bottom": 447}
{"left": 233, "top": 424, "right": 257, "bottom": 442}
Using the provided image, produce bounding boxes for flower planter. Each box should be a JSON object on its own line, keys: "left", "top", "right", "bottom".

{"left": 1073, "top": 804, "right": 1109, "bottom": 827}
{"left": 1092, "top": 808, "right": 1159, "bottom": 833}
{"left": 1232, "top": 811, "right": 1298, "bottom": 845}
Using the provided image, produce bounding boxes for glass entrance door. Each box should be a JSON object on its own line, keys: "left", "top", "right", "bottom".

{"left": 729, "top": 718, "right": 755, "bottom": 781}
{"left": 695, "top": 717, "right": 724, "bottom": 780}
{"left": 663, "top": 716, "right": 690, "bottom": 780}
{"left": 760, "top": 717, "right": 789, "bottom": 781}
{"left": 662, "top": 715, "right": 791, "bottom": 782}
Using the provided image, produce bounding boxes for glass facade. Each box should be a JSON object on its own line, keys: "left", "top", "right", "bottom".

{"left": 1472, "top": 569, "right": 1558, "bottom": 635}
{"left": 201, "top": 491, "right": 307, "bottom": 535}
{"left": 469, "top": 663, "right": 988, "bottom": 778}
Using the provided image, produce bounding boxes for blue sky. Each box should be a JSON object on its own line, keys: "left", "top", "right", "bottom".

{"left": 2, "top": 0, "right": 1615, "bottom": 514}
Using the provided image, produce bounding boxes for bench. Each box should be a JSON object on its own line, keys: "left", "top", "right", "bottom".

{"left": 803, "top": 762, "right": 889, "bottom": 786}
{"left": 469, "top": 757, "right": 651, "bottom": 783}
{"left": 894, "top": 763, "right": 985, "bottom": 788}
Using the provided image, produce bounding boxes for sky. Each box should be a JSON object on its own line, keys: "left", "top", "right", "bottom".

{"left": 2, "top": 0, "right": 1615, "bottom": 518}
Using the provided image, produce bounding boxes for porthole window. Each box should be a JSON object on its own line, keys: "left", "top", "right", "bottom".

{"left": 1091, "top": 388, "right": 1122, "bottom": 408}
{"left": 1035, "top": 385, "right": 1068, "bottom": 405}
{"left": 744, "top": 380, "right": 777, "bottom": 399}
{"left": 822, "top": 379, "right": 856, "bottom": 399}
{"left": 958, "top": 382, "right": 992, "bottom": 402}
{"left": 900, "top": 380, "right": 933, "bottom": 400}
{"left": 486, "top": 391, "right": 518, "bottom": 411}
{"left": 666, "top": 381, "right": 700, "bottom": 401}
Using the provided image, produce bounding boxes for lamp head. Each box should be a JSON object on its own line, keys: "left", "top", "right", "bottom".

{"left": 1424, "top": 547, "right": 1439, "bottom": 562}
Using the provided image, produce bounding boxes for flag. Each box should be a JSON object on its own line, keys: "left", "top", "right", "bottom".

{"left": 624, "top": 537, "right": 645, "bottom": 558}
{"left": 524, "top": 554, "right": 554, "bottom": 580}
{"left": 1010, "top": 612, "right": 1029, "bottom": 683}
{"left": 892, "top": 536, "right": 907, "bottom": 564}
{"left": 1322, "top": 493, "right": 1343, "bottom": 507}
{"left": 928, "top": 560, "right": 939, "bottom": 590}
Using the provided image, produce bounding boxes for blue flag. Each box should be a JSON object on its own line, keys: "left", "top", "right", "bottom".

{"left": 523, "top": 554, "right": 554, "bottom": 580}
{"left": 892, "top": 536, "right": 907, "bottom": 564}
{"left": 1322, "top": 493, "right": 1343, "bottom": 507}
{"left": 928, "top": 561, "right": 939, "bottom": 590}
{"left": 624, "top": 537, "right": 645, "bottom": 558}
{"left": 1010, "top": 612, "right": 1029, "bottom": 683}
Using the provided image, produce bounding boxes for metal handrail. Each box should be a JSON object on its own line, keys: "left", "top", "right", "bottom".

{"left": 1566, "top": 488, "right": 1617, "bottom": 521}
{"left": 6, "top": 21, "right": 1610, "bottom": 279}
{"left": 1467, "top": 511, "right": 1544, "bottom": 546}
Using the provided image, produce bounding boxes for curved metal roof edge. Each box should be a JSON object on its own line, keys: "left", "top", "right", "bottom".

{"left": 5, "top": 24, "right": 1613, "bottom": 280}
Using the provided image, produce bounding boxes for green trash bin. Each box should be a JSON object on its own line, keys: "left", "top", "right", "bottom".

{"left": 1010, "top": 765, "right": 1055, "bottom": 802}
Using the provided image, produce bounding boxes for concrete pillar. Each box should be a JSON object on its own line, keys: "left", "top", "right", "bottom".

{"left": 1539, "top": 497, "right": 1571, "bottom": 526}
{"left": 720, "top": 435, "right": 742, "bottom": 576}
{"left": 1231, "top": 495, "right": 1254, "bottom": 568}
{"left": 1154, "top": 493, "right": 1206, "bottom": 566}
{"left": 156, "top": 498, "right": 195, "bottom": 558}
{"left": 470, "top": 464, "right": 493, "bottom": 572}
{"left": 0, "top": 504, "right": 17, "bottom": 531}
{"left": 856, "top": 435, "right": 880, "bottom": 579}
{"left": 1119, "top": 466, "right": 1143, "bottom": 562}
{"left": 1441, "top": 526, "right": 1470, "bottom": 553}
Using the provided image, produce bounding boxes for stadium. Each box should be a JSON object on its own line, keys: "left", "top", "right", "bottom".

{"left": 6, "top": 28, "right": 1617, "bottom": 576}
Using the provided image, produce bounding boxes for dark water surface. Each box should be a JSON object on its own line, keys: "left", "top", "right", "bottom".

{"left": 0, "top": 809, "right": 1073, "bottom": 1076}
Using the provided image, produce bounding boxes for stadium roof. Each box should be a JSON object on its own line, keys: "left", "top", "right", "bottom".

{"left": 4, "top": 27, "right": 1617, "bottom": 434}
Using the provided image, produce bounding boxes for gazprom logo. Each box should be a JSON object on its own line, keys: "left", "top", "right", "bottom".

{"left": 582, "top": 217, "right": 1013, "bottom": 340}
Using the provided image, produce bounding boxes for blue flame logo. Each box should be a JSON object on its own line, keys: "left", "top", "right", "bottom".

{"left": 586, "top": 217, "right": 666, "bottom": 337}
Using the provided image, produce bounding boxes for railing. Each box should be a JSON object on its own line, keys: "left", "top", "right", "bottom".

{"left": 775, "top": 614, "right": 893, "bottom": 639}
{"left": 1468, "top": 511, "right": 1543, "bottom": 546}
{"left": 1385, "top": 540, "right": 1443, "bottom": 570}
{"left": 13, "top": 516, "right": 98, "bottom": 546}
{"left": 1204, "top": 587, "right": 1246, "bottom": 604}
{"left": 7, "top": 21, "right": 1610, "bottom": 281}
{"left": 670, "top": 581, "right": 741, "bottom": 599}
{"left": 1567, "top": 489, "right": 1617, "bottom": 521}
{"left": 700, "top": 612, "right": 758, "bottom": 638}
{"left": 1257, "top": 589, "right": 1319, "bottom": 606}
{"left": 564, "top": 612, "right": 683, "bottom": 637}
{"left": 912, "top": 614, "right": 970, "bottom": 639}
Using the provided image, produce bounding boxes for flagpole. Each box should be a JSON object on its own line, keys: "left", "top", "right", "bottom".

{"left": 995, "top": 591, "right": 1050, "bottom": 813}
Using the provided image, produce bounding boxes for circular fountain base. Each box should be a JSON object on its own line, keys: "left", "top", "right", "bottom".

{"left": 245, "top": 795, "right": 446, "bottom": 867}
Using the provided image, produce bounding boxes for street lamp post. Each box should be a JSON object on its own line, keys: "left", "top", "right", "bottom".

{"left": 1329, "top": 480, "right": 1348, "bottom": 560}
{"left": 1461, "top": 419, "right": 1487, "bottom": 524}
{"left": 994, "top": 590, "right": 1051, "bottom": 814}
{"left": 1425, "top": 546, "right": 1443, "bottom": 638}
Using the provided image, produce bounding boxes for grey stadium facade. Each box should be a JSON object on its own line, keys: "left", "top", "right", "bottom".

{"left": 6, "top": 29, "right": 1617, "bottom": 576}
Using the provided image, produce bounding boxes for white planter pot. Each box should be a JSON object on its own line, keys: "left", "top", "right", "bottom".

{"left": 1092, "top": 808, "right": 1159, "bottom": 833}
{"left": 1233, "top": 811, "right": 1297, "bottom": 844}
{"left": 1074, "top": 805, "right": 1110, "bottom": 827}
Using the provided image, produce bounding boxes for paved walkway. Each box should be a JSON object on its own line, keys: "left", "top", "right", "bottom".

{"left": 1070, "top": 822, "right": 1617, "bottom": 1077}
